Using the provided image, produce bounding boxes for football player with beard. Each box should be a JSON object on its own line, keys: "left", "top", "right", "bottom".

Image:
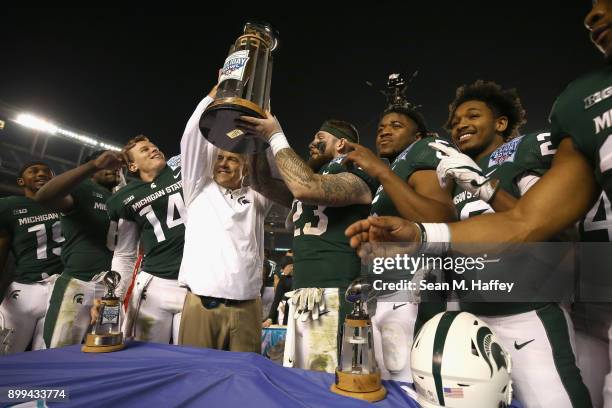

{"left": 239, "top": 115, "right": 376, "bottom": 373}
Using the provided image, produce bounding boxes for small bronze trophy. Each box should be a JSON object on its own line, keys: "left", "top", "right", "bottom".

{"left": 82, "top": 271, "right": 125, "bottom": 353}
{"left": 331, "top": 279, "right": 387, "bottom": 402}
{"left": 200, "top": 20, "right": 278, "bottom": 153}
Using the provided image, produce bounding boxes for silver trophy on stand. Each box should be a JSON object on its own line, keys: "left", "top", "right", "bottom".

{"left": 82, "top": 271, "right": 125, "bottom": 353}
{"left": 330, "top": 279, "right": 387, "bottom": 402}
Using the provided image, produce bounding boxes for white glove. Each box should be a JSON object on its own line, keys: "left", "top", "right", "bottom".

{"left": 290, "top": 288, "right": 326, "bottom": 322}
{"left": 429, "top": 142, "right": 499, "bottom": 202}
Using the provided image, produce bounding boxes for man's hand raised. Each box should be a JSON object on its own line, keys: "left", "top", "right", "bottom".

{"left": 93, "top": 151, "right": 124, "bottom": 171}
{"left": 345, "top": 216, "right": 422, "bottom": 260}
{"left": 237, "top": 111, "right": 284, "bottom": 142}
{"left": 342, "top": 140, "right": 390, "bottom": 179}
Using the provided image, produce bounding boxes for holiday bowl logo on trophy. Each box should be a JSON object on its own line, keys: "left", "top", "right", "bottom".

{"left": 82, "top": 271, "right": 125, "bottom": 353}
{"left": 200, "top": 21, "right": 278, "bottom": 153}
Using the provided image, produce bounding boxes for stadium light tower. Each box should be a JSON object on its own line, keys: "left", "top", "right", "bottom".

{"left": 13, "top": 112, "right": 121, "bottom": 151}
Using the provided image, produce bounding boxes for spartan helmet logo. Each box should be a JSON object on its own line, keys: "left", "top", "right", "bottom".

{"left": 73, "top": 293, "right": 84, "bottom": 304}
{"left": 9, "top": 290, "right": 20, "bottom": 300}
{"left": 475, "top": 326, "right": 508, "bottom": 377}
{"left": 491, "top": 342, "right": 509, "bottom": 372}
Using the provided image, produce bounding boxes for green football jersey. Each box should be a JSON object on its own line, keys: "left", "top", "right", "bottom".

{"left": 368, "top": 137, "right": 451, "bottom": 327}
{"left": 452, "top": 131, "right": 555, "bottom": 315}
{"left": 550, "top": 65, "right": 612, "bottom": 242}
{"left": 371, "top": 136, "right": 448, "bottom": 217}
{"left": 60, "top": 179, "right": 113, "bottom": 281}
{"left": 0, "top": 196, "right": 63, "bottom": 283}
{"left": 453, "top": 131, "right": 554, "bottom": 220}
{"left": 549, "top": 66, "right": 612, "bottom": 340}
{"left": 106, "top": 164, "right": 185, "bottom": 279}
{"left": 292, "top": 155, "right": 378, "bottom": 290}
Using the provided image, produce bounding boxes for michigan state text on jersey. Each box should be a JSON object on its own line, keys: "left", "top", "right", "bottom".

{"left": 0, "top": 162, "right": 63, "bottom": 354}
{"left": 107, "top": 164, "right": 185, "bottom": 280}
{"left": 0, "top": 196, "right": 63, "bottom": 284}
{"left": 108, "top": 144, "right": 187, "bottom": 344}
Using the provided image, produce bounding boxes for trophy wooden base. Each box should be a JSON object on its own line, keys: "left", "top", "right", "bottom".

{"left": 200, "top": 97, "right": 269, "bottom": 154}
{"left": 330, "top": 384, "right": 387, "bottom": 402}
{"left": 330, "top": 370, "right": 387, "bottom": 402}
{"left": 81, "top": 333, "right": 125, "bottom": 353}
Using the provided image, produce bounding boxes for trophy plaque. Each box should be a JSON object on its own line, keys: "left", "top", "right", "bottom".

{"left": 330, "top": 279, "right": 387, "bottom": 402}
{"left": 200, "top": 21, "right": 278, "bottom": 153}
{"left": 82, "top": 271, "right": 125, "bottom": 353}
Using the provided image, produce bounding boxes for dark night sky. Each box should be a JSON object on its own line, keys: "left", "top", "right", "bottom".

{"left": 0, "top": 4, "right": 603, "bottom": 157}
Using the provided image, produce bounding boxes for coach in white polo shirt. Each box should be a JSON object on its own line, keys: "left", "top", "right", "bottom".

{"left": 177, "top": 84, "right": 287, "bottom": 352}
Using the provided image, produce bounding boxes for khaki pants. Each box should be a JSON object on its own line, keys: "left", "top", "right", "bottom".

{"left": 179, "top": 291, "right": 261, "bottom": 353}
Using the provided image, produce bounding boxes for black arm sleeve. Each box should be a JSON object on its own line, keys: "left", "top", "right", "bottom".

{"left": 267, "top": 276, "right": 291, "bottom": 323}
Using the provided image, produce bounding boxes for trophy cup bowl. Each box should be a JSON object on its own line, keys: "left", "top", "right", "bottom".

{"left": 82, "top": 271, "right": 125, "bottom": 353}
{"left": 200, "top": 21, "right": 278, "bottom": 154}
{"left": 330, "top": 279, "right": 387, "bottom": 402}
{"left": 345, "top": 279, "right": 372, "bottom": 305}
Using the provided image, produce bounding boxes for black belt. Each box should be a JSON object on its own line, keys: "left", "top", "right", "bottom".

{"left": 197, "top": 295, "right": 250, "bottom": 309}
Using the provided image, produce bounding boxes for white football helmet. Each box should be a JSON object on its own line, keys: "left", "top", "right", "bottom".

{"left": 411, "top": 311, "right": 512, "bottom": 408}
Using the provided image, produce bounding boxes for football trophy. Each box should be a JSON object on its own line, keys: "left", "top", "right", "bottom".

{"left": 200, "top": 21, "right": 278, "bottom": 153}
{"left": 82, "top": 271, "right": 125, "bottom": 353}
{"left": 330, "top": 279, "right": 387, "bottom": 402}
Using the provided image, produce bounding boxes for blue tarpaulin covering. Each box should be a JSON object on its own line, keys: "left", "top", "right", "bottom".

{"left": 0, "top": 342, "right": 420, "bottom": 408}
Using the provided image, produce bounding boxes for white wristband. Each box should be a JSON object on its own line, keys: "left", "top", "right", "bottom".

{"left": 269, "top": 132, "right": 290, "bottom": 155}
{"left": 422, "top": 223, "right": 451, "bottom": 242}
{"left": 421, "top": 223, "right": 451, "bottom": 255}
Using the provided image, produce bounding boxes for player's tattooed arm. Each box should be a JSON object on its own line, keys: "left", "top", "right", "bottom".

{"left": 0, "top": 229, "right": 10, "bottom": 276}
{"left": 237, "top": 112, "right": 371, "bottom": 206}
{"left": 248, "top": 153, "right": 293, "bottom": 208}
{"left": 275, "top": 148, "right": 372, "bottom": 207}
